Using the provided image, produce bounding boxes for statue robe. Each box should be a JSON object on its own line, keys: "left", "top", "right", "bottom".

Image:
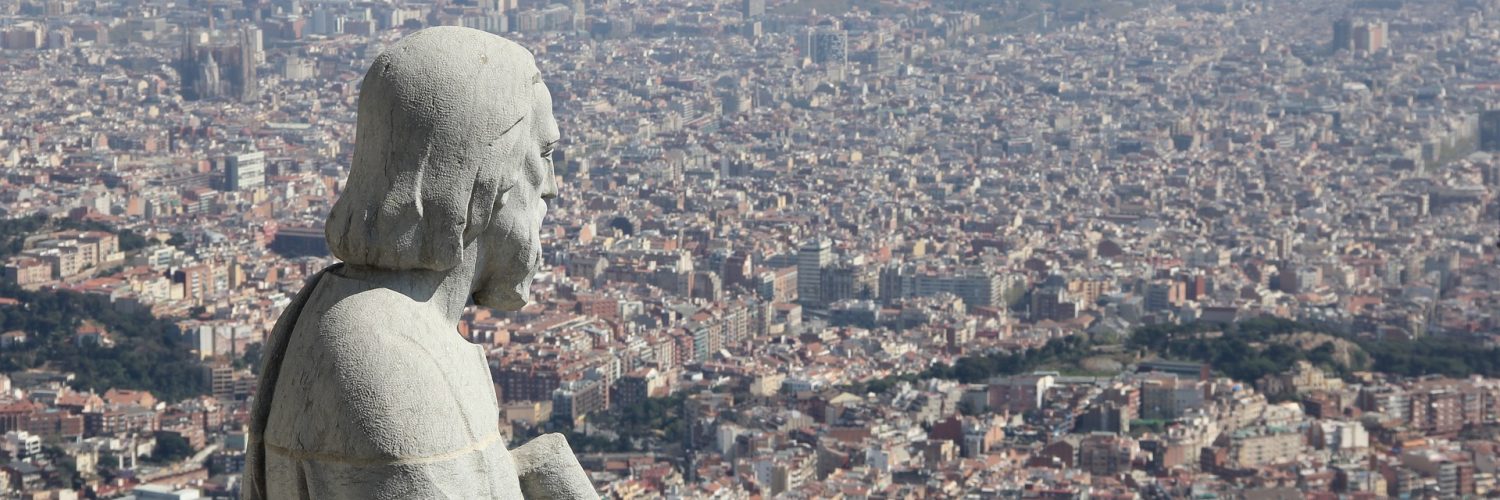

{"left": 244, "top": 265, "right": 523, "bottom": 499}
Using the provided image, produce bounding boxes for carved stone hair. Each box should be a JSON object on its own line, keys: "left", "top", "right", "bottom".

{"left": 325, "top": 26, "right": 540, "bottom": 271}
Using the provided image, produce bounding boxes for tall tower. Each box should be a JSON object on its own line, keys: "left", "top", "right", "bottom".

{"left": 197, "top": 53, "right": 222, "bottom": 100}
{"left": 797, "top": 238, "right": 832, "bottom": 307}
{"left": 239, "top": 24, "right": 260, "bottom": 103}
{"left": 179, "top": 29, "right": 202, "bottom": 100}
{"left": 571, "top": 0, "right": 586, "bottom": 33}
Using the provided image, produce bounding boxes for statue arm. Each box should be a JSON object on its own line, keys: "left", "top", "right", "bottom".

{"left": 511, "top": 433, "right": 599, "bottom": 500}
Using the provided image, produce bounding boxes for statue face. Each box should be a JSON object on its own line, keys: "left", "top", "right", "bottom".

{"left": 472, "top": 80, "right": 560, "bottom": 311}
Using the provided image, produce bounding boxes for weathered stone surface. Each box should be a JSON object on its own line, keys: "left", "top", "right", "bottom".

{"left": 514, "top": 434, "right": 600, "bottom": 500}
{"left": 243, "top": 26, "right": 584, "bottom": 499}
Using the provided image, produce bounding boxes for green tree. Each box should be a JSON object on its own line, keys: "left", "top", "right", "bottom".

{"left": 0, "top": 284, "right": 207, "bottom": 401}
{"left": 151, "top": 433, "right": 194, "bottom": 463}
{"left": 239, "top": 342, "right": 264, "bottom": 372}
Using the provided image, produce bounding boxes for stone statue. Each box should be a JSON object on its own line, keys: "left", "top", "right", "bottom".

{"left": 244, "top": 27, "right": 596, "bottom": 500}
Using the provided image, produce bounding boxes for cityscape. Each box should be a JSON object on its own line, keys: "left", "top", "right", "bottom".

{"left": 1, "top": 0, "right": 1500, "bottom": 497}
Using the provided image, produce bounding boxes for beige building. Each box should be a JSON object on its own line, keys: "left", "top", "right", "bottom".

{"left": 1261, "top": 361, "right": 1345, "bottom": 397}
{"left": 1140, "top": 373, "right": 1205, "bottom": 419}
{"left": 1227, "top": 425, "right": 1305, "bottom": 467}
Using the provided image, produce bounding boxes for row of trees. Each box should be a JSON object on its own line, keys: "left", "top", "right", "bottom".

{"left": 1362, "top": 339, "right": 1500, "bottom": 378}
{"left": 1127, "top": 320, "right": 1352, "bottom": 384}
{"left": 0, "top": 215, "right": 50, "bottom": 258}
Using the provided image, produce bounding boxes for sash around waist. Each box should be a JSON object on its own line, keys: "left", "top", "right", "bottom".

{"left": 263, "top": 430, "right": 506, "bottom": 467}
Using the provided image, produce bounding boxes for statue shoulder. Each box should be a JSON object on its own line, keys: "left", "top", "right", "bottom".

{"left": 300, "top": 275, "right": 435, "bottom": 336}
{"left": 266, "top": 278, "right": 491, "bottom": 461}
{"left": 324, "top": 289, "right": 421, "bottom": 330}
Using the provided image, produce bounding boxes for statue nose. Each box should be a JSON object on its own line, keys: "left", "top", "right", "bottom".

{"left": 540, "top": 157, "right": 559, "bottom": 200}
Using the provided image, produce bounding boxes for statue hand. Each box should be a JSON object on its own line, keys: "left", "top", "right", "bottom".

{"left": 512, "top": 433, "right": 598, "bottom": 500}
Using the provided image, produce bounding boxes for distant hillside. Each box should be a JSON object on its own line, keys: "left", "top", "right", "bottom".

{"left": 0, "top": 284, "right": 207, "bottom": 402}
{"left": 0, "top": 214, "right": 149, "bottom": 260}
{"left": 850, "top": 317, "right": 1500, "bottom": 398}
{"left": 1267, "top": 332, "right": 1364, "bottom": 368}
{"left": 1129, "top": 318, "right": 1500, "bottom": 382}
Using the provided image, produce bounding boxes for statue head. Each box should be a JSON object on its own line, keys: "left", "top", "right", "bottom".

{"left": 325, "top": 26, "right": 559, "bottom": 310}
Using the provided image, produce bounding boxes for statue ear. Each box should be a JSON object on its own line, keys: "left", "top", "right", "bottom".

{"left": 463, "top": 169, "right": 510, "bottom": 245}
{"left": 461, "top": 122, "right": 524, "bottom": 245}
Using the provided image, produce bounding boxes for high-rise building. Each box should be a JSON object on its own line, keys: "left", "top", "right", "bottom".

{"left": 571, "top": 0, "right": 586, "bottom": 32}
{"left": 806, "top": 25, "right": 847, "bottom": 67}
{"left": 310, "top": 7, "right": 343, "bottom": 35}
{"left": 244, "top": 24, "right": 263, "bottom": 64}
{"left": 223, "top": 150, "right": 266, "bottom": 191}
{"left": 462, "top": 13, "right": 509, "bottom": 34}
{"left": 2, "top": 22, "right": 44, "bottom": 50}
{"left": 823, "top": 262, "right": 878, "bottom": 303}
{"left": 1031, "top": 284, "right": 1078, "bottom": 321}
{"left": 1144, "top": 280, "right": 1185, "bottom": 312}
{"left": 479, "top": 0, "right": 507, "bottom": 14}
{"left": 1353, "top": 20, "right": 1386, "bottom": 52}
{"left": 917, "top": 270, "right": 1003, "bottom": 308}
{"left": 1479, "top": 109, "right": 1500, "bottom": 152}
{"left": 281, "top": 55, "right": 315, "bottom": 81}
{"left": 797, "top": 239, "right": 832, "bottom": 307}
{"left": 722, "top": 250, "right": 753, "bottom": 289}
{"left": 537, "top": 4, "right": 573, "bottom": 31}
{"left": 1139, "top": 374, "right": 1204, "bottom": 420}
{"left": 743, "top": 0, "right": 765, "bottom": 18}
{"left": 720, "top": 91, "right": 753, "bottom": 115}
{"left": 46, "top": 27, "right": 71, "bottom": 50}
{"left": 1335, "top": 18, "right": 1387, "bottom": 53}
{"left": 881, "top": 264, "right": 1014, "bottom": 309}
{"left": 551, "top": 378, "right": 609, "bottom": 427}
{"left": 1332, "top": 18, "right": 1354, "bottom": 52}
{"left": 987, "top": 374, "right": 1054, "bottom": 413}
{"left": 511, "top": 9, "right": 543, "bottom": 33}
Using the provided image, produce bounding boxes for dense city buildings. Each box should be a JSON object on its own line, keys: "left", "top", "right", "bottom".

{"left": 0, "top": 0, "right": 1498, "bottom": 497}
